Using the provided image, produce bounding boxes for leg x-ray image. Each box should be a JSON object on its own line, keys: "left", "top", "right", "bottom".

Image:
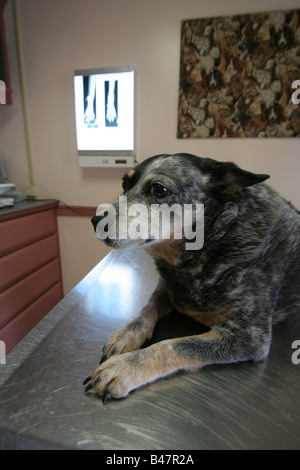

{"left": 105, "top": 80, "right": 118, "bottom": 127}
{"left": 83, "top": 76, "right": 118, "bottom": 128}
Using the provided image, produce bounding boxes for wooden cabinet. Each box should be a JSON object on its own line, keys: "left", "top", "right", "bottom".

{"left": 0, "top": 201, "right": 63, "bottom": 352}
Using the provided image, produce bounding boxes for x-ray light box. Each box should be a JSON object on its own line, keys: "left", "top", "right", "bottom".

{"left": 74, "top": 66, "right": 135, "bottom": 167}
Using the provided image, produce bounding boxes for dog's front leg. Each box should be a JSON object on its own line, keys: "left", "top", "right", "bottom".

{"left": 84, "top": 326, "right": 266, "bottom": 402}
{"left": 99, "top": 279, "right": 173, "bottom": 364}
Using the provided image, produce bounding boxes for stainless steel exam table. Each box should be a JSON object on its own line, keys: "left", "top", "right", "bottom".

{"left": 0, "top": 248, "right": 299, "bottom": 450}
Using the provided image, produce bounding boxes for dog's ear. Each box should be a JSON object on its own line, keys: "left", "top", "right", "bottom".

{"left": 209, "top": 162, "right": 270, "bottom": 200}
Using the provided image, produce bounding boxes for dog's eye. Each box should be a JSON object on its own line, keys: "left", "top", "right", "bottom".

{"left": 150, "top": 183, "right": 168, "bottom": 198}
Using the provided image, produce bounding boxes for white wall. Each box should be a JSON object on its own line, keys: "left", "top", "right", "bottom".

{"left": 1, "top": 0, "right": 300, "bottom": 293}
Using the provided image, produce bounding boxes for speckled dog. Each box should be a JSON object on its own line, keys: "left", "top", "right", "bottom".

{"left": 84, "top": 153, "right": 300, "bottom": 402}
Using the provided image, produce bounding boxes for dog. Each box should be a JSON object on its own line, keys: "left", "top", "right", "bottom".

{"left": 83, "top": 153, "right": 300, "bottom": 403}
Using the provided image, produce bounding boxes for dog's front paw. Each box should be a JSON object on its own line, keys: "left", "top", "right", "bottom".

{"left": 100, "top": 319, "right": 152, "bottom": 364}
{"left": 83, "top": 351, "right": 147, "bottom": 402}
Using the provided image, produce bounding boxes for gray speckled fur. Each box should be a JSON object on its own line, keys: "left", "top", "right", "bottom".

{"left": 92, "top": 153, "right": 300, "bottom": 365}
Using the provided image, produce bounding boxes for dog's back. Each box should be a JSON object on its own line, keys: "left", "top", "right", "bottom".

{"left": 251, "top": 184, "right": 300, "bottom": 323}
{"left": 231, "top": 181, "right": 300, "bottom": 324}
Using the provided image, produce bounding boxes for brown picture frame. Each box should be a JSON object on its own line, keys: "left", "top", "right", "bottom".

{"left": 177, "top": 9, "right": 300, "bottom": 138}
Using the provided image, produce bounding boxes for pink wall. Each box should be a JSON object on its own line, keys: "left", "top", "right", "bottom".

{"left": 1, "top": 0, "right": 300, "bottom": 292}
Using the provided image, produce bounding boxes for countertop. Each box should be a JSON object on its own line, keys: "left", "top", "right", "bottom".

{"left": 0, "top": 199, "right": 59, "bottom": 221}
{"left": 0, "top": 247, "right": 299, "bottom": 450}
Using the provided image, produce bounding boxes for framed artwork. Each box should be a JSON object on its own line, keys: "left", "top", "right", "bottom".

{"left": 0, "top": 0, "right": 12, "bottom": 104}
{"left": 177, "top": 9, "right": 300, "bottom": 138}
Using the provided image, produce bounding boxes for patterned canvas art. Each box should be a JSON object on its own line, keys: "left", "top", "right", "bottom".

{"left": 177, "top": 9, "right": 300, "bottom": 138}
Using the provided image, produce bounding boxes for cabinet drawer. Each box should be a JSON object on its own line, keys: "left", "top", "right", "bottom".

{"left": 0, "top": 259, "right": 60, "bottom": 329}
{"left": 0, "top": 234, "right": 59, "bottom": 292}
{"left": 0, "top": 282, "right": 62, "bottom": 353}
{"left": 0, "top": 209, "right": 56, "bottom": 257}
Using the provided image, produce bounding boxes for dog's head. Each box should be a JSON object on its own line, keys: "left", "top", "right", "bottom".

{"left": 91, "top": 154, "right": 269, "bottom": 250}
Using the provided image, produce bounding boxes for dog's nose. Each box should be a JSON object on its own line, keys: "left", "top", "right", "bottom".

{"left": 91, "top": 215, "right": 101, "bottom": 231}
{"left": 92, "top": 203, "right": 111, "bottom": 232}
